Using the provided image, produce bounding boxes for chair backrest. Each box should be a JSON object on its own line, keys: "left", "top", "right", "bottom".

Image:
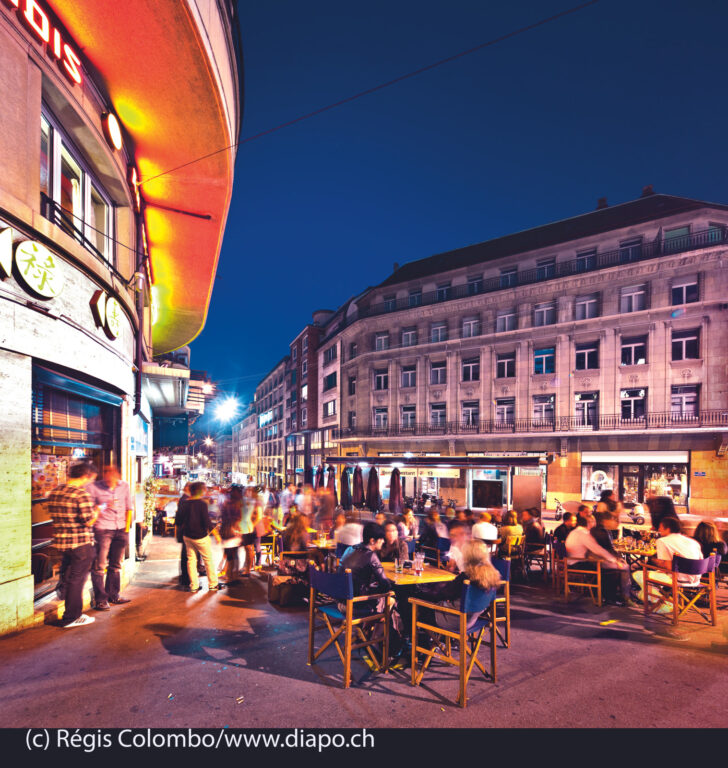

{"left": 491, "top": 556, "right": 511, "bottom": 582}
{"left": 309, "top": 565, "right": 354, "bottom": 601}
{"left": 459, "top": 581, "right": 496, "bottom": 614}
{"left": 672, "top": 554, "right": 715, "bottom": 577}
{"left": 714, "top": 553, "right": 722, "bottom": 572}
{"left": 406, "top": 539, "right": 416, "bottom": 558}
{"left": 552, "top": 540, "right": 567, "bottom": 559}
{"left": 335, "top": 542, "right": 350, "bottom": 559}
{"left": 505, "top": 534, "right": 524, "bottom": 555}
{"left": 437, "top": 536, "right": 451, "bottom": 554}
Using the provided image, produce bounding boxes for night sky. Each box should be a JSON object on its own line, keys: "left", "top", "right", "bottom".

{"left": 189, "top": 0, "right": 728, "bottom": 428}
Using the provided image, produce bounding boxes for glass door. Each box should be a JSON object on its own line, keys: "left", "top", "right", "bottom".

{"left": 620, "top": 465, "right": 643, "bottom": 506}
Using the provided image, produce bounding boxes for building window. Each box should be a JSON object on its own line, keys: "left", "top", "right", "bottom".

{"left": 575, "top": 294, "right": 599, "bottom": 320}
{"left": 672, "top": 329, "right": 700, "bottom": 361}
{"left": 576, "top": 248, "right": 596, "bottom": 272}
{"left": 461, "top": 316, "right": 480, "bottom": 338}
{"left": 620, "top": 284, "right": 647, "bottom": 313}
{"left": 462, "top": 357, "right": 480, "bottom": 382}
{"left": 495, "top": 398, "right": 514, "bottom": 423}
{"left": 532, "top": 395, "right": 555, "bottom": 423}
{"left": 671, "top": 278, "right": 699, "bottom": 305}
{"left": 323, "top": 372, "right": 337, "bottom": 391}
{"left": 621, "top": 388, "right": 646, "bottom": 420}
{"left": 496, "top": 352, "right": 515, "bottom": 379}
{"left": 468, "top": 274, "right": 483, "bottom": 295}
{"left": 401, "top": 327, "right": 417, "bottom": 347}
{"left": 349, "top": 342, "right": 358, "bottom": 360}
{"left": 323, "top": 345, "right": 338, "bottom": 364}
{"left": 401, "top": 365, "right": 416, "bottom": 388}
{"left": 430, "top": 322, "right": 448, "bottom": 343}
{"left": 374, "top": 369, "right": 389, "bottom": 390}
{"left": 533, "top": 302, "right": 556, "bottom": 327}
{"left": 671, "top": 385, "right": 698, "bottom": 419}
{"left": 401, "top": 405, "right": 416, "bottom": 429}
{"left": 664, "top": 226, "right": 690, "bottom": 254}
{"left": 348, "top": 376, "right": 356, "bottom": 396}
{"left": 292, "top": 347, "right": 298, "bottom": 362}
{"left": 575, "top": 342, "right": 599, "bottom": 370}
{"left": 301, "top": 359, "right": 308, "bottom": 376}
{"left": 383, "top": 294, "right": 396, "bottom": 311}
{"left": 500, "top": 267, "right": 517, "bottom": 288}
{"left": 323, "top": 400, "right": 336, "bottom": 417}
{"left": 575, "top": 392, "right": 598, "bottom": 426}
{"left": 461, "top": 401, "right": 479, "bottom": 426}
{"left": 373, "top": 407, "right": 388, "bottom": 429}
{"left": 537, "top": 258, "right": 556, "bottom": 280}
{"left": 430, "top": 361, "right": 446, "bottom": 385}
{"left": 619, "top": 237, "right": 642, "bottom": 263}
{"left": 301, "top": 384, "right": 308, "bottom": 401}
{"left": 430, "top": 403, "right": 447, "bottom": 426}
{"left": 348, "top": 410, "right": 356, "bottom": 428}
{"left": 534, "top": 347, "right": 555, "bottom": 374}
{"left": 436, "top": 282, "right": 451, "bottom": 302}
{"left": 290, "top": 370, "right": 297, "bottom": 386}
{"left": 301, "top": 407, "right": 307, "bottom": 426}
{"left": 496, "top": 309, "right": 517, "bottom": 333}
{"left": 41, "top": 110, "right": 113, "bottom": 265}
{"left": 374, "top": 332, "right": 389, "bottom": 351}
{"left": 409, "top": 289, "right": 422, "bottom": 307}
{"left": 621, "top": 336, "right": 647, "bottom": 366}
{"left": 302, "top": 336, "right": 308, "bottom": 353}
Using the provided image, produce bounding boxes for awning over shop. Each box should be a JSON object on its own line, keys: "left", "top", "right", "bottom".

{"left": 325, "top": 455, "right": 545, "bottom": 469}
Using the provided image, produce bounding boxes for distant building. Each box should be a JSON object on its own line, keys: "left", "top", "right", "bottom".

{"left": 232, "top": 408, "right": 257, "bottom": 484}
{"left": 255, "top": 357, "right": 288, "bottom": 489}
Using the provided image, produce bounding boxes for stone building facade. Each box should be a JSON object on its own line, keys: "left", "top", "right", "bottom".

{"left": 254, "top": 357, "right": 287, "bottom": 489}
{"left": 326, "top": 193, "right": 728, "bottom": 516}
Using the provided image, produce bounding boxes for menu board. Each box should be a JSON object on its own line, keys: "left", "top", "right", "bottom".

{"left": 31, "top": 453, "right": 69, "bottom": 499}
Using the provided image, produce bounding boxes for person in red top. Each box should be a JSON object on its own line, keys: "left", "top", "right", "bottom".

{"left": 48, "top": 462, "right": 99, "bottom": 628}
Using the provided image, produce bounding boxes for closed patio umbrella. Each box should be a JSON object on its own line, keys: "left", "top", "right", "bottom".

{"left": 401, "top": 476, "right": 407, "bottom": 500}
{"left": 352, "top": 465, "right": 365, "bottom": 507}
{"left": 327, "top": 464, "right": 338, "bottom": 506}
{"left": 314, "top": 465, "right": 324, "bottom": 491}
{"left": 366, "top": 466, "right": 381, "bottom": 513}
{"left": 389, "top": 466, "right": 404, "bottom": 517}
{"left": 340, "top": 467, "right": 352, "bottom": 510}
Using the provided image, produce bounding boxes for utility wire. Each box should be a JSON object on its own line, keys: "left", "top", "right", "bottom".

{"left": 139, "top": 0, "right": 600, "bottom": 187}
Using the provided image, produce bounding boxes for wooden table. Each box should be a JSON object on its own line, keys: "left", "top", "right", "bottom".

{"left": 614, "top": 545, "right": 656, "bottom": 570}
{"left": 382, "top": 562, "right": 457, "bottom": 586}
{"left": 307, "top": 539, "right": 336, "bottom": 551}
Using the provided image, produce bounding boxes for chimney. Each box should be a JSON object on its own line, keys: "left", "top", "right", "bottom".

{"left": 596, "top": 197, "right": 608, "bottom": 210}
{"left": 393, "top": 262, "right": 400, "bottom": 273}
{"left": 641, "top": 184, "right": 655, "bottom": 197}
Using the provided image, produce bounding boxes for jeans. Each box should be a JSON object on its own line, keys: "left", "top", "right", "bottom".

{"left": 60, "top": 543, "right": 96, "bottom": 623}
{"left": 92, "top": 528, "right": 128, "bottom": 604}
{"left": 184, "top": 535, "right": 218, "bottom": 589}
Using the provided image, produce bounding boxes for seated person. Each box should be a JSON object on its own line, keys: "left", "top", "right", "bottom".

{"left": 471, "top": 511, "right": 498, "bottom": 542}
{"left": 445, "top": 521, "right": 470, "bottom": 573}
{"left": 418, "top": 508, "right": 449, "bottom": 550}
{"left": 591, "top": 511, "right": 634, "bottom": 604}
{"left": 415, "top": 540, "right": 501, "bottom": 633}
{"left": 521, "top": 508, "right": 545, "bottom": 544}
{"left": 448, "top": 508, "right": 468, "bottom": 531}
{"left": 397, "top": 509, "right": 418, "bottom": 541}
{"left": 379, "top": 521, "right": 409, "bottom": 563}
{"left": 693, "top": 520, "right": 728, "bottom": 559}
{"left": 334, "top": 519, "right": 363, "bottom": 547}
{"left": 464, "top": 508, "right": 476, "bottom": 528}
{"left": 338, "top": 522, "right": 394, "bottom": 615}
{"left": 553, "top": 511, "right": 576, "bottom": 543}
{"left": 645, "top": 496, "right": 680, "bottom": 533}
{"left": 374, "top": 512, "right": 387, "bottom": 527}
{"left": 633, "top": 516, "right": 704, "bottom": 611}
{"left": 331, "top": 512, "right": 346, "bottom": 538}
{"left": 500, "top": 510, "right": 523, "bottom": 539}
{"left": 281, "top": 513, "right": 310, "bottom": 552}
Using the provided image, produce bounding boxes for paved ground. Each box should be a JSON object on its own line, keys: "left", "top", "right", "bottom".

{"left": 1, "top": 534, "right": 727, "bottom": 729}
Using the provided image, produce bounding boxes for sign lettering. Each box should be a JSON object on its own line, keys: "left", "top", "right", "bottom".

{"left": 90, "top": 288, "right": 122, "bottom": 340}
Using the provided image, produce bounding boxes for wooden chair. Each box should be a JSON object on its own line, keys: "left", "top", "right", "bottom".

{"left": 258, "top": 531, "right": 277, "bottom": 567}
{"left": 490, "top": 557, "right": 511, "bottom": 648}
{"left": 641, "top": 555, "right": 717, "bottom": 626}
{"left": 409, "top": 581, "right": 497, "bottom": 708}
{"left": 551, "top": 539, "right": 568, "bottom": 592}
{"left": 564, "top": 557, "right": 602, "bottom": 607}
{"left": 307, "top": 564, "right": 393, "bottom": 689}
{"left": 420, "top": 537, "right": 452, "bottom": 569}
{"left": 524, "top": 533, "right": 551, "bottom": 582}
{"left": 503, "top": 535, "right": 526, "bottom": 581}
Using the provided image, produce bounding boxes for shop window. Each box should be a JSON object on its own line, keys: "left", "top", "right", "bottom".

{"left": 581, "top": 464, "right": 617, "bottom": 502}
{"left": 671, "top": 329, "right": 700, "bottom": 361}
{"left": 40, "top": 109, "right": 113, "bottom": 265}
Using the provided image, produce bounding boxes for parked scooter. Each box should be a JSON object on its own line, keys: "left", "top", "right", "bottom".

{"left": 554, "top": 498, "right": 565, "bottom": 520}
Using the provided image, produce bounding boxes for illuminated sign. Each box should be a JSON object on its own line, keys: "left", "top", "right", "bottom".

{"left": 127, "top": 165, "right": 142, "bottom": 213}
{"left": 102, "top": 113, "right": 123, "bottom": 151}
{"left": 90, "top": 289, "right": 122, "bottom": 340}
{"left": 0, "top": 229, "right": 64, "bottom": 298}
{"left": 3, "top": 0, "right": 83, "bottom": 85}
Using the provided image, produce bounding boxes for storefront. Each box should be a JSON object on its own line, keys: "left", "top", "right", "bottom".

{"left": 580, "top": 451, "right": 690, "bottom": 511}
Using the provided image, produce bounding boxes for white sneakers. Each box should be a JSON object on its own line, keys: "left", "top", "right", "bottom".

{"left": 63, "top": 614, "right": 96, "bottom": 628}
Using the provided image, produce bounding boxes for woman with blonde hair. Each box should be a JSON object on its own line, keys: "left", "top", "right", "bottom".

{"left": 416, "top": 540, "right": 501, "bottom": 631}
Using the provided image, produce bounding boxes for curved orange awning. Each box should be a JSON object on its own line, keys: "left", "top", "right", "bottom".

{"left": 52, "top": 0, "right": 238, "bottom": 353}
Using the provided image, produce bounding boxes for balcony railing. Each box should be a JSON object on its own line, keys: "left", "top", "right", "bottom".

{"left": 351, "top": 227, "right": 726, "bottom": 324}
{"left": 337, "top": 410, "right": 728, "bottom": 439}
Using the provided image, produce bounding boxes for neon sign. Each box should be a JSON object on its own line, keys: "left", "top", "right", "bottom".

{"left": 0, "top": 228, "right": 64, "bottom": 299}
{"left": 3, "top": 0, "right": 83, "bottom": 85}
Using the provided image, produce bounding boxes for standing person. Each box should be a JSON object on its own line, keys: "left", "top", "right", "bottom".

{"left": 219, "top": 486, "right": 243, "bottom": 584}
{"left": 280, "top": 483, "right": 295, "bottom": 527}
{"left": 48, "top": 462, "right": 99, "bottom": 628}
{"left": 179, "top": 482, "right": 223, "bottom": 592}
{"left": 175, "top": 483, "right": 193, "bottom": 587}
{"left": 87, "top": 465, "right": 134, "bottom": 610}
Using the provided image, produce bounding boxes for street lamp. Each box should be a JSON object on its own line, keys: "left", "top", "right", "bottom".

{"left": 215, "top": 396, "right": 240, "bottom": 423}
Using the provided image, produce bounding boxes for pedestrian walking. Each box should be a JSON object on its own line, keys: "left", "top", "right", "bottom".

{"left": 178, "top": 482, "right": 223, "bottom": 591}
{"left": 48, "top": 462, "right": 99, "bottom": 628}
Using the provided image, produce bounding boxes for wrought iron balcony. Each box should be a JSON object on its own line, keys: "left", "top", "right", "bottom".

{"left": 337, "top": 410, "right": 728, "bottom": 439}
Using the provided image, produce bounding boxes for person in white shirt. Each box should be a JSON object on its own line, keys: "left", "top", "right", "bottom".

{"left": 334, "top": 520, "right": 363, "bottom": 547}
{"left": 445, "top": 521, "right": 469, "bottom": 573}
{"left": 633, "top": 516, "right": 703, "bottom": 611}
{"left": 471, "top": 511, "right": 499, "bottom": 542}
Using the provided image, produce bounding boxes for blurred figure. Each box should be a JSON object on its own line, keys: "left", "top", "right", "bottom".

{"left": 332, "top": 512, "right": 346, "bottom": 537}
{"left": 315, "top": 486, "right": 335, "bottom": 532}
{"left": 380, "top": 521, "right": 408, "bottom": 563}
{"left": 374, "top": 511, "right": 387, "bottom": 527}
{"left": 445, "top": 520, "right": 470, "bottom": 573}
{"left": 471, "top": 511, "right": 498, "bottom": 542}
{"left": 219, "top": 486, "right": 243, "bottom": 584}
{"left": 418, "top": 508, "right": 448, "bottom": 550}
{"left": 693, "top": 520, "right": 728, "bottom": 558}
{"left": 279, "top": 482, "right": 295, "bottom": 527}
{"left": 282, "top": 513, "right": 310, "bottom": 552}
{"left": 591, "top": 511, "right": 634, "bottom": 605}
{"left": 646, "top": 496, "right": 680, "bottom": 532}
{"left": 334, "top": 517, "right": 363, "bottom": 547}
{"left": 521, "top": 507, "right": 545, "bottom": 544}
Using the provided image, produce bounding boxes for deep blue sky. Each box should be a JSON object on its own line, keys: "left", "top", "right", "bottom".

{"left": 190, "top": 0, "right": 727, "bottom": 420}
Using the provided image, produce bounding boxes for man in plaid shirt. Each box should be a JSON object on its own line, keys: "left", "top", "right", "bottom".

{"left": 48, "top": 462, "right": 99, "bottom": 627}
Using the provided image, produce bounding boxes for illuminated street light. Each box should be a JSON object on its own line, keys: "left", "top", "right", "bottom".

{"left": 202, "top": 382, "right": 213, "bottom": 395}
{"left": 204, "top": 437, "right": 213, "bottom": 447}
{"left": 215, "top": 396, "right": 240, "bottom": 423}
